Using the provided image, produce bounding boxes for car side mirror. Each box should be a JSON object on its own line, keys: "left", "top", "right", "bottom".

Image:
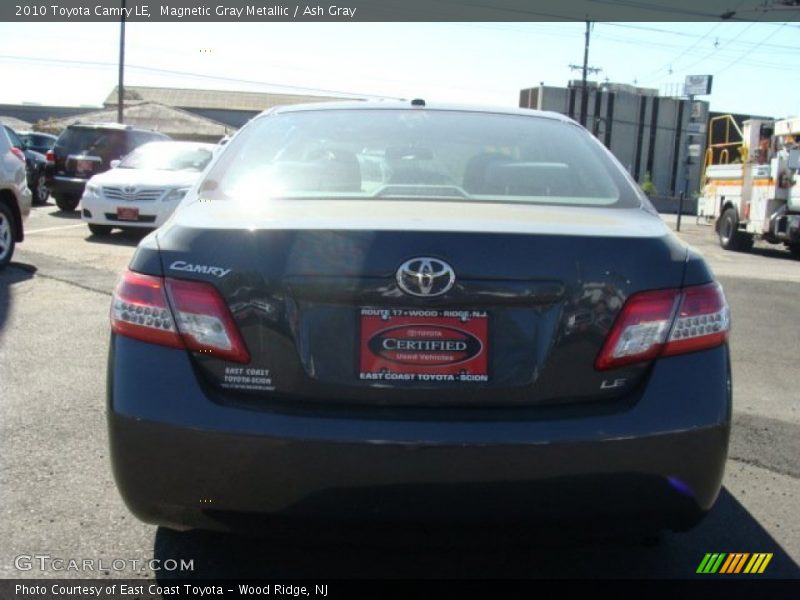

{"left": 110, "top": 159, "right": 121, "bottom": 169}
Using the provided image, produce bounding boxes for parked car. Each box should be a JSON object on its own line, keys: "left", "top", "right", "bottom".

{"left": 17, "top": 131, "right": 57, "bottom": 155}
{"left": 45, "top": 123, "right": 170, "bottom": 212}
{"left": 108, "top": 101, "right": 731, "bottom": 536}
{"left": 81, "top": 141, "right": 216, "bottom": 236}
{"left": 3, "top": 125, "right": 49, "bottom": 205}
{"left": 0, "top": 126, "right": 31, "bottom": 269}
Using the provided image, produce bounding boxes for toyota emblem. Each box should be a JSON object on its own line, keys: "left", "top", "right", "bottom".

{"left": 396, "top": 257, "right": 456, "bottom": 297}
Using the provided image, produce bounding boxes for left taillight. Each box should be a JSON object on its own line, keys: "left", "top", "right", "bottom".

{"left": 10, "top": 147, "right": 25, "bottom": 163}
{"left": 111, "top": 270, "right": 250, "bottom": 364}
{"left": 595, "top": 282, "right": 729, "bottom": 370}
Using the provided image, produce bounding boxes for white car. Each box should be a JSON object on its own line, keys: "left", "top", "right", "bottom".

{"left": 80, "top": 141, "right": 216, "bottom": 235}
{"left": 0, "top": 126, "right": 32, "bottom": 269}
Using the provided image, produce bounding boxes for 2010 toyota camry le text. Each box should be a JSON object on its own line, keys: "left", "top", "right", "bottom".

{"left": 107, "top": 101, "right": 731, "bottom": 535}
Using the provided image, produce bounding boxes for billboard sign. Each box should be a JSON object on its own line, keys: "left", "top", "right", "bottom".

{"left": 685, "top": 75, "right": 713, "bottom": 96}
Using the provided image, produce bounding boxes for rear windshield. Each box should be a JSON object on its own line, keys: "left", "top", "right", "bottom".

{"left": 119, "top": 143, "right": 213, "bottom": 172}
{"left": 202, "top": 109, "right": 641, "bottom": 208}
{"left": 56, "top": 127, "right": 126, "bottom": 157}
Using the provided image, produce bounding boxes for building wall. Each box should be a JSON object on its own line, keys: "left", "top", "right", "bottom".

{"left": 520, "top": 85, "right": 708, "bottom": 197}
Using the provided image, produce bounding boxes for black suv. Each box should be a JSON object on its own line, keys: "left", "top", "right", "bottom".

{"left": 46, "top": 123, "right": 170, "bottom": 211}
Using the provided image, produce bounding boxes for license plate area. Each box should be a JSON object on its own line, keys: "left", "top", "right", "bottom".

{"left": 76, "top": 159, "right": 94, "bottom": 173}
{"left": 69, "top": 154, "right": 101, "bottom": 176}
{"left": 359, "top": 308, "right": 489, "bottom": 384}
{"left": 116, "top": 207, "right": 140, "bottom": 221}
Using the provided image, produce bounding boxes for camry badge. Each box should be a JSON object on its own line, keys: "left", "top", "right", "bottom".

{"left": 396, "top": 257, "right": 455, "bottom": 297}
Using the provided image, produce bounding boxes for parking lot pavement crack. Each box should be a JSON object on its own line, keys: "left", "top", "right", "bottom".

{"left": 730, "top": 412, "right": 800, "bottom": 479}
{"left": 13, "top": 249, "right": 119, "bottom": 297}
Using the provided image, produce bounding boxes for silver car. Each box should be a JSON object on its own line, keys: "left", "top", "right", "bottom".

{"left": 0, "top": 126, "right": 31, "bottom": 269}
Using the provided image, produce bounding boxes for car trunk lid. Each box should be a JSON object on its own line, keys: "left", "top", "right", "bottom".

{"left": 146, "top": 200, "right": 688, "bottom": 408}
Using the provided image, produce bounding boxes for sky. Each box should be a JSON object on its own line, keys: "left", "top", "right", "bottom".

{"left": 0, "top": 21, "right": 798, "bottom": 118}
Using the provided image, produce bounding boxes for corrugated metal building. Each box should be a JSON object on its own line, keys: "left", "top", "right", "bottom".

{"left": 520, "top": 82, "right": 709, "bottom": 197}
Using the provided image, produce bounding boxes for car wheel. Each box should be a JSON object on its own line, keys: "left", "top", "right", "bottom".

{"left": 55, "top": 194, "right": 80, "bottom": 212}
{"left": 0, "top": 203, "right": 17, "bottom": 269}
{"left": 788, "top": 244, "right": 800, "bottom": 259}
{"left": 32, "top": 172, "right": 49, "bottom": 205}
{"left": 718, "top": 208, "right": 750, "bottom": 251}
{"left": 88, "top": 223, "right": 113, "bottom": 236}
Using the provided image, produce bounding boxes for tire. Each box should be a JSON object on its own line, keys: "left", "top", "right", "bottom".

{"left": 0, "top": 202, "right": 17, "bottom": 269}
{"left": 788, "top": 244, "right": 800, "bottom": 259}
{"left": 55, "top": 194, "right": 80, "bottom": 212}
{"left": 32, "top": 171, "right": 49, "bottom": 205}
{"left": 88, "top": 223, "right": 113, "bottom": 236}
{"left": 718, "top": 208, "right": 751, "bottom": 252}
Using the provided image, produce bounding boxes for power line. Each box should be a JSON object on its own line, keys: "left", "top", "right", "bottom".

{"left": 0, "top": 55, "right": 404, "bottom": 101}
{"left": 631, "top": 0, "right": 753, "bottom": 82}
{"left": 714, "top": 21, "right": 789, "bottom": 75}
{"left": 452, "top": 21, "right": 800, "bottom": 52}
{"left": 603, "top": 21, "right": 800, "bottom": 41}
{"left": 583, "top": 0, "right": 754, "bottom": 19}
{"left": 636, "top": 21, "right": 726, "bottom": 83}
{"left": 675, "top": 19, "right": 761, "bottom": 74}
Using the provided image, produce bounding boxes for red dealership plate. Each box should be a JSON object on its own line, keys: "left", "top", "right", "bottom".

{"left": 359, "top": 308, "right": 488, "bottom": 383}
{"left": 116, "top": 207, "right": 139, "bottom": 221}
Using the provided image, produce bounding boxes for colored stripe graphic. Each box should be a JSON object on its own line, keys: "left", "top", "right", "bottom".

{"left": 697, "top": 553, "right": 727, "bottom": 573}
{"left": 744, "top": 553, "right": 773, "bottom": 574}
{"left": 720, "top": 553, "right": 749, "bottom": 573}
{"left": 699, "top": 552, "right": 773, "bottom": 574}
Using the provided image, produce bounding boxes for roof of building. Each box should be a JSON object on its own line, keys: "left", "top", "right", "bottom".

{"left": 35, "top": 102, "right": 232, "bottom": 140}
{"left": 104, "top": 86, "right": 351, "bottom": 112}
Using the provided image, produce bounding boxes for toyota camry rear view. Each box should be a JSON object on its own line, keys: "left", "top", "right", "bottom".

{"left": 107, "top": 102, "right": 731, "bottom": 533}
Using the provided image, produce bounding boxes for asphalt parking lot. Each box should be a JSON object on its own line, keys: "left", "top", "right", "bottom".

{"left": 1, "top": 202, "right": 798, "bottom": 579}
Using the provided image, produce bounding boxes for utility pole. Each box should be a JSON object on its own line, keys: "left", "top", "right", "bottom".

{"left": 568, "top": 20, "right": 601, "bottom": 128}
{"left": 580, "top": 20, "right": 590, "bottom": 126}
{"left": 117, "top": 0, "right": 126, "bottom": 124}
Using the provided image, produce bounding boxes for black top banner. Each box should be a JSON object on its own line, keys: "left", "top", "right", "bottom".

{"left": 3, "top": 0, "right": 799, "bottom": 22}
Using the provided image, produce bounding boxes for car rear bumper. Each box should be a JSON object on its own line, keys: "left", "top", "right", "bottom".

{"left": 108, "top": 336, "right": 731, "bottom": 533}
{"left": 48, "top": 175, "right": 86, "bottom": 197}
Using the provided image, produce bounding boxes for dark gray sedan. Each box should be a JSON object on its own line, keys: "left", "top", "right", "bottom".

{"left": 107, "top": 102, "right": 731, "bottom": 535}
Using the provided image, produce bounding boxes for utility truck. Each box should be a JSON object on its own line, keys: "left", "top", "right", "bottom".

{"left": 697, "top": 115, "right": 800, "bottom": 256}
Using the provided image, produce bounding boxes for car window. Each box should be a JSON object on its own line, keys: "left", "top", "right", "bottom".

{"left": 58, "top": 127, "right": 118, "bottom": 155}
{"left": 119, "top": 144, "right": 214, "bottom": 171}
{"left": 204, "top": 109, "right": 639, "bottom": 208}
{"left": 131, "top": 131, "right": 167, "bottom": 149}
{"left": 87, "top": 130, "right": 128, "bottom": 159}
{"left": 35, "top": 135, "right": 55, "bottom": 147}
{"left": 0, "top": 127, "right": 11, "bottom": 151}
{"left": 4, "top": 126, "right": 24, "bottom": 150}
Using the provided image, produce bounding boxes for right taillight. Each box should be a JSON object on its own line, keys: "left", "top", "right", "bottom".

{"left": 662, "top": 282, "right": 729, "bottom": 357}
{"left": 45, "top": 150, "right": 55, "bottom": 162}
{"left": 595, "top": 282, "right": 729, "bottom": 370}
{"left": 111, "top": 270, "right": 250, "bottom": 364}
